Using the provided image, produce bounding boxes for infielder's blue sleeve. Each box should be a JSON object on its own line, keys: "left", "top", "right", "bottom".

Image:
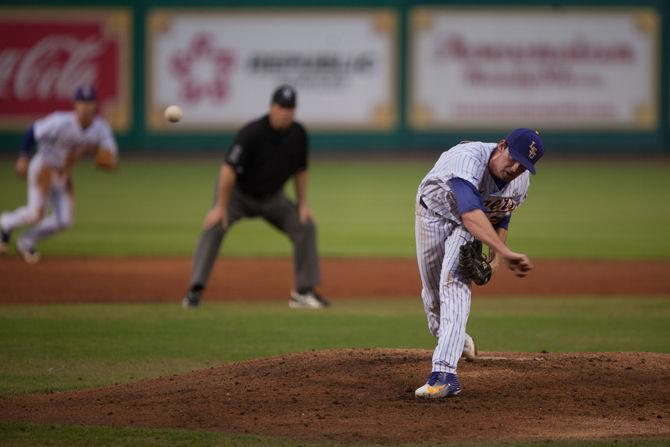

{"left": 449, "top": 177, "right": 485, "bottom": 215}
{"left": 20, "top": 125, "right": 36, "bottom": 158}
{"left": 494, "top": 214, "right": 511, "bottom": 230}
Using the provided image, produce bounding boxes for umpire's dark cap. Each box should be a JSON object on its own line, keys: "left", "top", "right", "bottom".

{"left": 271, "top": 85, "right": 297, "bottom": 108}
{"left": 506, "top": 128, "right": 544, "bottom": 175}
{"left": 74, "top": 84, "right": 97, "bottom": 102}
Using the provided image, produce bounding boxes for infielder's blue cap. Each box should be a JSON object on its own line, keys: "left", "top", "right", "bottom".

{"left": 74, "top": 84, "right": 97, "bottom": 102}
{"left": 506, "top": 128, "right": 544, "bottom": 175}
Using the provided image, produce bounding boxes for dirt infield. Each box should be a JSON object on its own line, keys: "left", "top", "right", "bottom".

{"left": 1, "top": 257, "right": 669, "bottom": 303}
{"left": 1, "top": 349, "right": 668, "bottom": 444}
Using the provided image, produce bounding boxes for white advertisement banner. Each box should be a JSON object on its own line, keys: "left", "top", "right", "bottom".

{"left": 410, "top": 8, "right": 659, "bottom": 130}
{"left": 148, "top": 10, "right": 397, "bottom": 131}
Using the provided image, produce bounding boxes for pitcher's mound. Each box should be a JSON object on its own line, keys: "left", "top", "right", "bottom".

{"left": 1, "top": 349, "right": 669, "bottom": 444}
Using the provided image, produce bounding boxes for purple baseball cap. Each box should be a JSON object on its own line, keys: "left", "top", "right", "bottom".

{"left": 74, "top": 84, "right": 97, "bottom": 102}
{"left": 506, "top": 128, "right": 544, "bottom": 174}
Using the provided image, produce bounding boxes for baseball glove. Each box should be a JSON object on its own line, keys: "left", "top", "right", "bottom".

{"left": 458, "top": 239, "right": 492, "bottom": 286}
{"left": 95, "top": 148, "right": 116, "bottom": 171}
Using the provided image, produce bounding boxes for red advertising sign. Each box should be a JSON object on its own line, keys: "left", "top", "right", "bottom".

{"left": 0, "top": 9, "right": 131, "bottom": 131}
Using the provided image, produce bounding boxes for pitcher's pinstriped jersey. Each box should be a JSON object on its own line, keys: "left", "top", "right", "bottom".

{"left": 33, "top": 112, "right": 117, "bottom": 169}
{"left": 418, "top": 142, "right": 530, "bottom": 226}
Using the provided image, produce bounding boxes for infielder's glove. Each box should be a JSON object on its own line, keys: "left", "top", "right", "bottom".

{"left": 95, "top": 148, "right": 117, "bottom": 171}
{"left": 458, "top": 240, "right": 492, "bottom": 286}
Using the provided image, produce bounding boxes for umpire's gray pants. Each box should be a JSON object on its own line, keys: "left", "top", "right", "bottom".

{"left": 190, "top": 188, "right": 320, "bottom": 292}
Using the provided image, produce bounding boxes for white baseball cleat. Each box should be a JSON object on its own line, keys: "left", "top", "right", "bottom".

{"left": 16, "top": 238, "right": 40, "bottom": 264}
{"left": 289, "top": 289, "right": 329, "bottom": 309}
{"left": 462, "top": 333, "right": 477, "bottom": 361}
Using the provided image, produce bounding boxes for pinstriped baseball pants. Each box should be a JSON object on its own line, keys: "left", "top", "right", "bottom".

{"left": 415, "top": 198, "right": 473, "bottom": 373}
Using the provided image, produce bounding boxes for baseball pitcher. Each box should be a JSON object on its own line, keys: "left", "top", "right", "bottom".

{"left": 414, "top": 128, "right": 544, "bottom": 398}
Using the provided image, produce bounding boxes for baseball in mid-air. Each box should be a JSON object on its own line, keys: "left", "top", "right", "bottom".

{"left": 164, "top": 105, "right": 183, "bottom": 123}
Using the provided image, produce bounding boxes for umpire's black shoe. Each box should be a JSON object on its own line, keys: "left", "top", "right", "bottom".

{"left": 182, "top": 288, "right": 202, "bottom": 309}
{"left": 0, "top": 224, "right": 10, "bottom": 255}
{"left": 312, "top": 290, "right": 330, "bottom": 308}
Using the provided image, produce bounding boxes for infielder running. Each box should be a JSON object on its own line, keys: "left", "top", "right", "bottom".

{"left": 0, "top": 85, "right": 118, "bottom": 263}
{"left": 183, "top": 85, "right": 328, "bottom": 309}
{"left": 414, "top": 128, "right": 544, "bottom": 398}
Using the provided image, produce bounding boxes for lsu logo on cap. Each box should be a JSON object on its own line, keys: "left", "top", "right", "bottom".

{"left": 506, "top": 128, "right": 544, "bottom": 175}
{"left": 74, "top": 84, "right": 97, "bottom": 101}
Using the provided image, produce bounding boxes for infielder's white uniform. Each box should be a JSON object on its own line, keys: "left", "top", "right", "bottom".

{"left": 416, "top": 142, "right": 530, "bottom": 373}
{"left": 0, "top": 112, "right": 117, "bottom": 250}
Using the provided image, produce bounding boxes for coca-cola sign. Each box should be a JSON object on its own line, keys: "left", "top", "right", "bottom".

{"left": 0, "top": 9, "right": 131, "bottom": 130}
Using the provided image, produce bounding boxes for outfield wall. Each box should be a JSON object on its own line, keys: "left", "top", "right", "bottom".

{"left": 1, "top": 0, "right": 669, "bottom": 153}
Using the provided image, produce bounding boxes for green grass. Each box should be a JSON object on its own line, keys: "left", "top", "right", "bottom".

{"left": 1, "top": 422, "right": 668, "bottom": 447}
{"left": 1, "top": 298, "right": 668, "bottom": 397}
{"left": 0, "top": 422, "right": 339, "bottom": 447}
{"left": 512, "top": 160, "right": 670, "bottom": 258}
{"left": 0, "top": 157, "right": 668, "bottom": 259}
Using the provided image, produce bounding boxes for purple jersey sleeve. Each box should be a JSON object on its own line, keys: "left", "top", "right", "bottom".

{"left": 449, "top": 177, "right": 485, "bottom": 215}
{"left": 20, "top": 125, "right": 36, "bottom": 158}
{"left": 451, "top": 177, "right": 513, "bottom": 230}
{"left": 494, "top": 214, "right": 511, "bottom": 230}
